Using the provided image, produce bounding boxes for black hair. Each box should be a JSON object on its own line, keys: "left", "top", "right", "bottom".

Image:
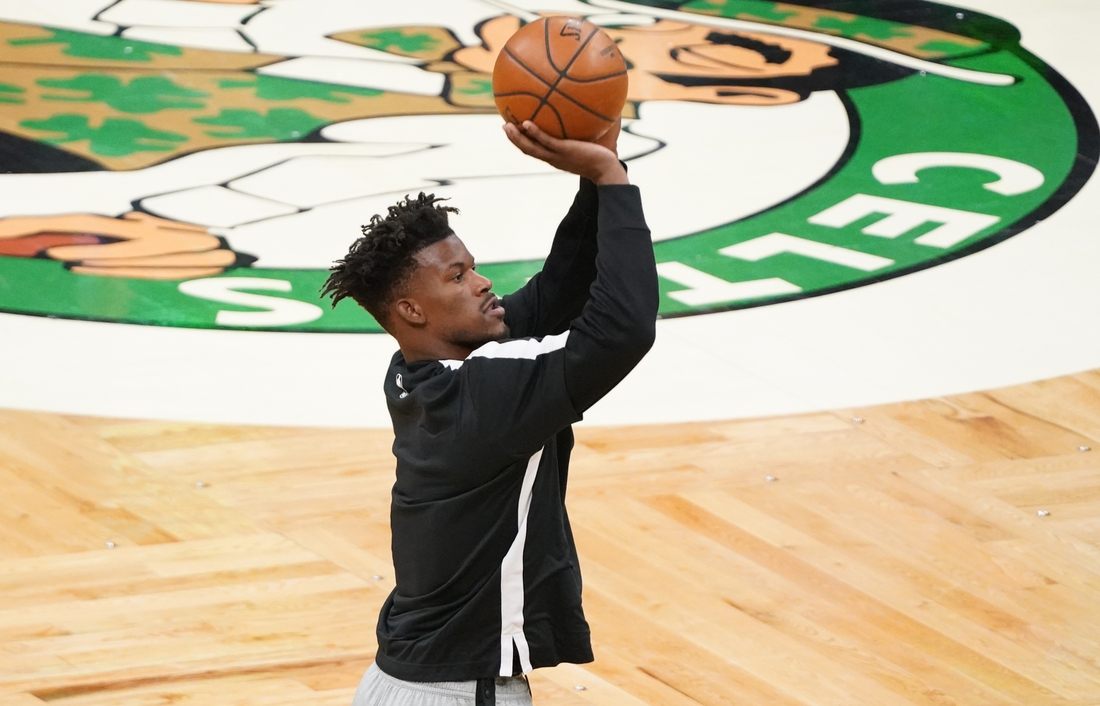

{"left": 320, "top": 192, "right": 457, "bottom": 327}
{"left": 655, "top": 43, "right": 914, "bottom": 100}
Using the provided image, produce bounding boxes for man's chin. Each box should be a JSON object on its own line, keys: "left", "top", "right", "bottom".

{"left": 485, "top": 324, "right": 511, "bottom": 345}
{"left": 456, "top": 324, "right": 511, "bottom": 351}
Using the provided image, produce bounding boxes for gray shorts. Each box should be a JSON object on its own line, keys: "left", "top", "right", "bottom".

{"left": 352, "top": 662, "right": 533, "bottom": 706}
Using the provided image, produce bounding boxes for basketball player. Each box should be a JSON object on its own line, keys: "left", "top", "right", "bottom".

{"left": 321, "top": 116, "right": 657, "bottom": 705}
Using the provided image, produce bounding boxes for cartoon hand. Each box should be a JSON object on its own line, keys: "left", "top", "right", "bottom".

{"left": 452, "top": 14, "right": 522, "bottom": 74}
{"left": 0, "top": 212, "right": 237, "bottom": 280}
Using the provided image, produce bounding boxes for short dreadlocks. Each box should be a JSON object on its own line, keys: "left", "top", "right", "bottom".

{"left": 321, "top": 193, "right": 458, "bottom": 328}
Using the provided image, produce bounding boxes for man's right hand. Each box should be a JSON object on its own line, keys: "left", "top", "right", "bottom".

{"left": 503, "top": 120, "right": 628, "bottom": 186}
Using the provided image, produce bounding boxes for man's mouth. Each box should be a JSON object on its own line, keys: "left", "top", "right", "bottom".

{"left": 483, "top": 294, "right": 505, "bottom": 316}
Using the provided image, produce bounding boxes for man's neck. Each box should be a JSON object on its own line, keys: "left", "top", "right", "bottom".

{"left": 399, "top": 340, "right": 475, "bottom": 365}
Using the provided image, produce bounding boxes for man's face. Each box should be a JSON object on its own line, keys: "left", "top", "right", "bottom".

{"left": 404, "top": 234, "right": 508, "bottom": 350}
{"left": 606, "top": 20, "right": 838, "bottom": 104}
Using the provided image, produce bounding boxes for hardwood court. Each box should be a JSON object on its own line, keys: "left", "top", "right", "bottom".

{"left": 1, "top": 370, "right": 1099, "bottom": 706}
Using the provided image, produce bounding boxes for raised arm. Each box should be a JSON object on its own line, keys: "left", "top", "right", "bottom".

{"left": 502, "top": 120, "right": 622, "bottom": 339}
{"left": 562, "top": 178, "right": 656, "bottom": 412}
{"left": 456, "top": 122, "right": 656, "bottom": 454}
{"left": 501, "top": 179, "right": 597, "bottom": 339}
{"left": 481, "top": 120, "right": 651, "bottom": 426}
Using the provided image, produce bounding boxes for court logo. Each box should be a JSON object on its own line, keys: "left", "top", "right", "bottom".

{"left": 0, "top": 0, "right": 1095, "bottom": 333}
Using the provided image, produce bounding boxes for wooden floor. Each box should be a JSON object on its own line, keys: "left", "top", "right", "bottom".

{"left": 2, "top": 371, "right": 1100, "bottom": 706}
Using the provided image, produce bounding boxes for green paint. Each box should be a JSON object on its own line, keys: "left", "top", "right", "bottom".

{"left": 650, "top": 50, "right": 1077, "bottom": 314}
{"left": 194, "top": 108, "right": 327, "bottom": 140}
{"left": 683, "top": 0, "right": 795, "bottom": 21}
{"left": 38, "top": 74, "right": 207, "bottom": 113}
{"left": 737, "top": 5, "right": 796, "bottom": 21}
{"left": 455, "top": 78, "right": 492, "bottom": 96}
{"left": 0, "top": 259, "right": 384, "bottom": 332}
{"left": 0, "top": 82, "right": 25, "bottom": 105}
{"left": 19, "top": 114, "right": 187, "bottom": 156}
{"left": 9, "top": 28, "right": 182, "bottom": 62}
{"left": 218, "top": 75, "right": 382, "bottom": 103}
{"left": 813, "top": 15, "right": 912, "bottom": 40}
{"left": 678, "top": 0, "right": 988, "bottom": 58}
{"left": 733, "top": 1, "right": 796, "bottom": 22}
{"left": 359, "top": 29, "right": 437, "bottom": 54}
{"left": 917, "top": 40, "right": 982, "bottom": 57}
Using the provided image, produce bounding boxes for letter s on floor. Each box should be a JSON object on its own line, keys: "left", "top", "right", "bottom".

{"left": 178, "top": 277, "right": 323, "bottom": 327}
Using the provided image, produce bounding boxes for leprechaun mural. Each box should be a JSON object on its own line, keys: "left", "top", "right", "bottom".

{"left": 0, "top": 0, "right": 1094, "bottom": 331}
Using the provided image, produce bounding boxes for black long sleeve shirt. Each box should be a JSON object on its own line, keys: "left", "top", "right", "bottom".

{"left": 374, "top": 179, "right": 658, "bottom": 682}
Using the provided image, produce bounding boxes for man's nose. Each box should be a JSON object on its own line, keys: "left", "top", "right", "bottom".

{"left": 474, "top": 270, "right": 492, "bottom": 292}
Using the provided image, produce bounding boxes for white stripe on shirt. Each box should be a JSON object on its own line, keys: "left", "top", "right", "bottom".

{"left": 498, "top": 447, "right": 544, "bottom": 676}
{"left": 441, "top": 331, "right": 570, "bottom": 370}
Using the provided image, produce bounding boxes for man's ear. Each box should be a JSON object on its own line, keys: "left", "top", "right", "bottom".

{"left": 394, "top": 297, "right": 426, "bottom": 327}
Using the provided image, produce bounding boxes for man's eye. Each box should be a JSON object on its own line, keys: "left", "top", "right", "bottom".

{"left": 454, "top": 273, "right": 463, "bottom": 282}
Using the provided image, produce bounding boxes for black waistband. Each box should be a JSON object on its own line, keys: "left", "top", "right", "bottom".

{"left": 475, "top": 677, "right": 495, "bottom": 706}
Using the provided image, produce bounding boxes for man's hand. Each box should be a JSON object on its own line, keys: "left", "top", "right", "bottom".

{"left": 593, "top": 115, "right": 621, "bottom": 157}
{"left": 503, "top": 119, "right": 628, "bottom": 185}
{"left": 0, "top": 212, "right": 236, "bottom": 280}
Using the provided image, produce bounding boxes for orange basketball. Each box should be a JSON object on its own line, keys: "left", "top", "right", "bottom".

{"left": 492, "top": 17, "right": 628, "bottom": 141}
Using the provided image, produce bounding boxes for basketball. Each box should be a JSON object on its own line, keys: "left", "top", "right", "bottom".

{"left": 492, "top": 17, "right": 629, "bottom": 141}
